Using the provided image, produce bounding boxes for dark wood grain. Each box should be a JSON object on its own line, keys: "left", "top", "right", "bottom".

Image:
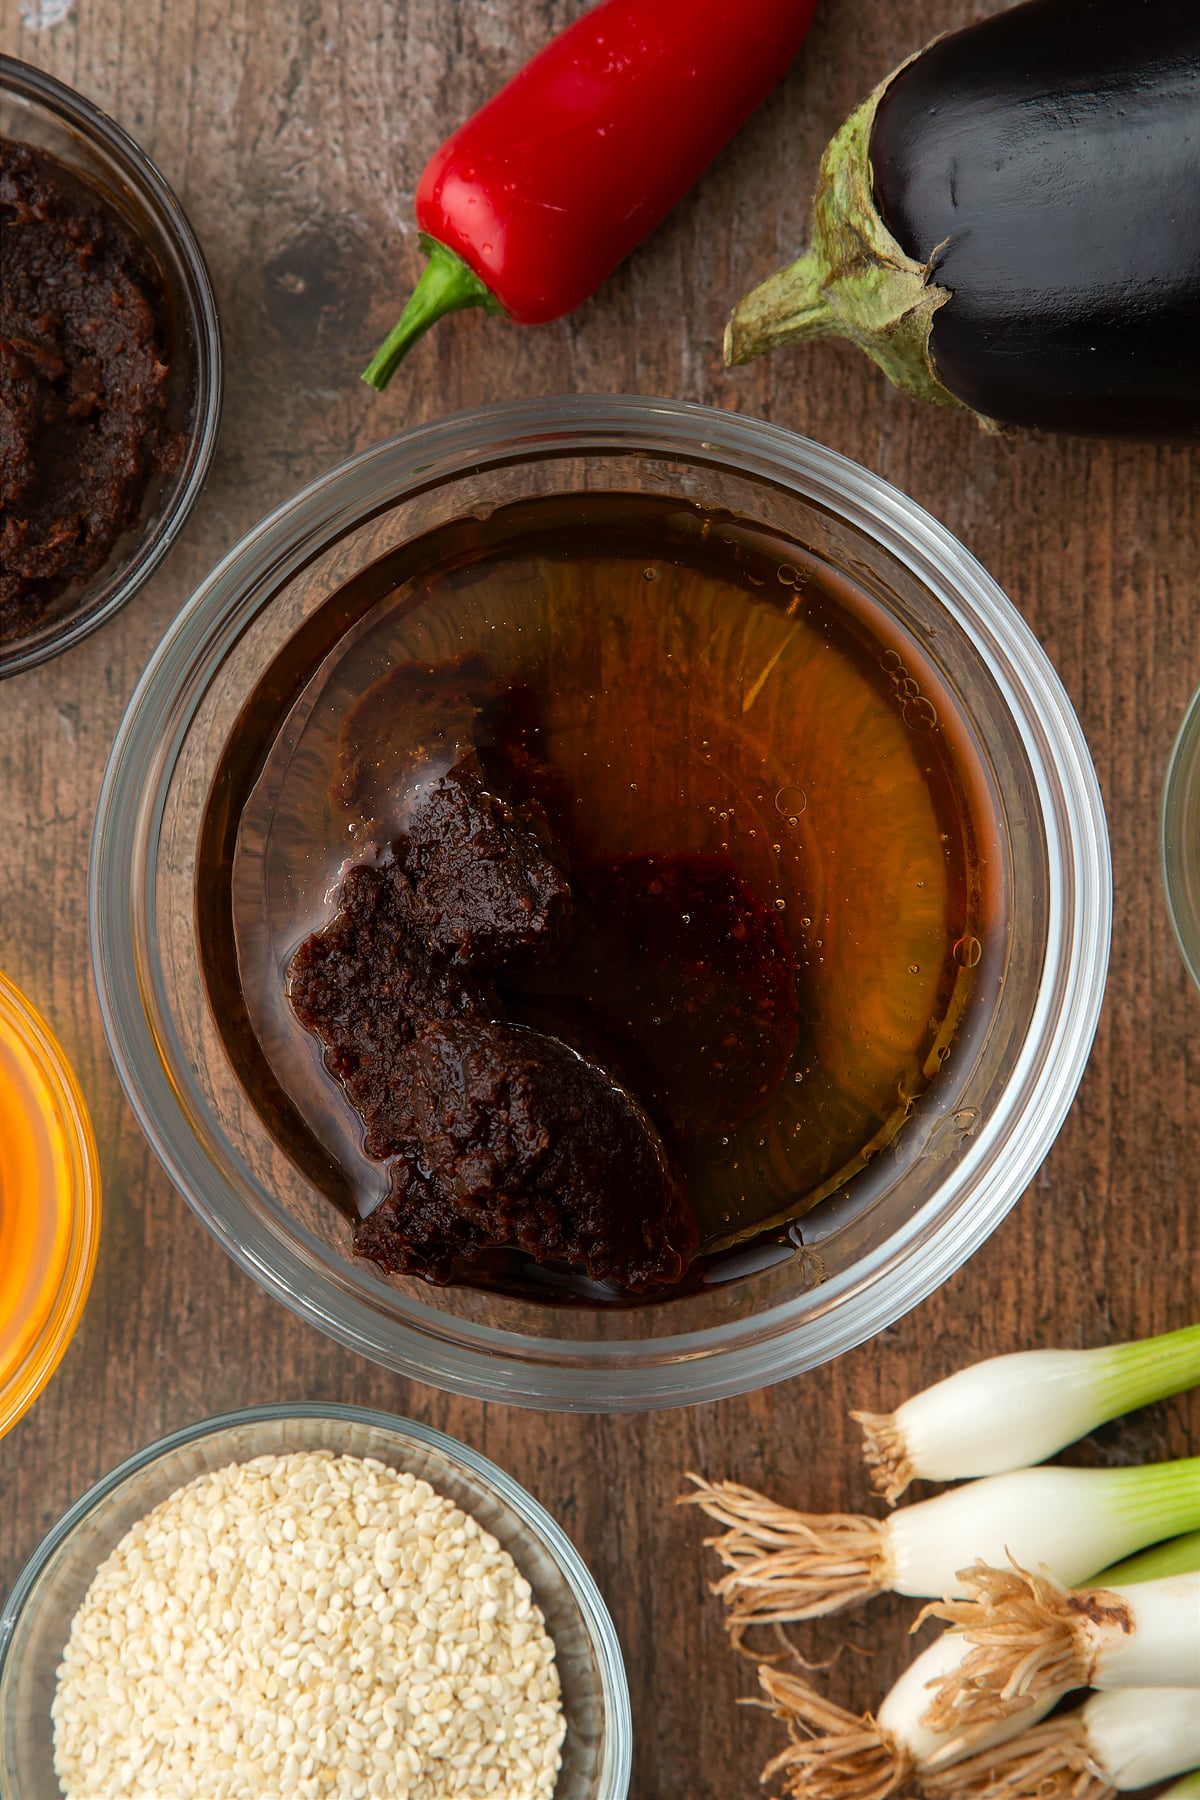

{"left": 2, "top": 0, "right": 1198, "bottom": 1794}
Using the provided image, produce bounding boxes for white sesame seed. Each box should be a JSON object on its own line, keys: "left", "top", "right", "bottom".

{"left": 52, "top": 1451, "right": 564, "bottom": 1800}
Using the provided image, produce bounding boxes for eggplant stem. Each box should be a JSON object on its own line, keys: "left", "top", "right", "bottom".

{"left": 725, "top": 251, "right": 840, "bottom": 363}
{"left": 723, "top": 76, "right": 979, "bottom": 419}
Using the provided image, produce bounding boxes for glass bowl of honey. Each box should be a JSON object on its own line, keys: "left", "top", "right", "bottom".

{"left": 0, "top": 972, "right": 101, "bottom": 1438}
{"left": 90, "top": 397, "right": 1111, "bottom": 1410}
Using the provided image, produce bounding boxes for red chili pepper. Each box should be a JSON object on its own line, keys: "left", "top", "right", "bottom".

{"left": 362, "top": 0, "right": 820, "bottom": 389}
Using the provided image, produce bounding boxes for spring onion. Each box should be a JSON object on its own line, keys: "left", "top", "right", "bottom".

{"left": 682, "top": 1458, "right": 1200, "bottom": 1632}
{"left": 920, "top": 1687, "right": 1200, "bottom": 1800}
{"left": 1157, "top": 1773, "right": 1200, "bottom": 1800}
{"left": 922, "top": 1562, "right": 1200, "bottom": 1735}
{"left": 736, "top": 1531, "right": 1200, "bottom": 1800}
{"left": 755, "top": 1641, "right": 1057, "bottom": 1800}
{"left": 1101, "top": 1529, "right": 1200, "bottom": 1584}
{"left": 851, "top": 1323, "right": 1200, "bottom": 1502}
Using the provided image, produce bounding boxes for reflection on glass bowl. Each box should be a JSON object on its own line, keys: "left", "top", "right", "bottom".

{"left": 90, "top": 397, "right": 1111, "bottom": 1410}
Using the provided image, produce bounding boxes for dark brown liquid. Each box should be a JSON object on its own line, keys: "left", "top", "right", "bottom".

{"left": 198, "top": 493, "right": 1008, "bottom": 1304}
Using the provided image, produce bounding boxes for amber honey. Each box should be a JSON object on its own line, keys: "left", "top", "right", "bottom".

{"left": 0, "top": 973, "right": 100, "bottom": 1431}
{"left": 199, "top": 493, "right": 1009, "bottom": 1302}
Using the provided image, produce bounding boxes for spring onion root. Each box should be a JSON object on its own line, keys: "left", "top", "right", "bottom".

{"left": 680, "top": 1477, "right": 884, "bottom": 1634}
{"left": 853, "top": 1322, "right": 1200, "bottom": 1501}
{"left": 921, "top": 1688, "right": 1200, "bottom": 1800}
{"left": 681, "top": 1458, "right": 1200, "bottom": 1633}
{"left": 921, "top": 1562, "right": 1200, "bottom": 1734}
{"left": 757, "top": 1666, "right": 914, "bottom": 1800}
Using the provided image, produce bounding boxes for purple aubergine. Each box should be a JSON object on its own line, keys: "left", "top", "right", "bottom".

{"left": 726, "top": 0, "right": 1200, "bottom": 438}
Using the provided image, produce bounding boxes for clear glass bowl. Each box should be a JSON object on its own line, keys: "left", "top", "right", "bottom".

{"left": 0, "top": 970, "right": 101, "bottom": 1440}
{"left": 1161, "top": 681, "right": 1200, "bottom": 989}
{"left": 90, "top": 396, "right": 1111, "bottom": 1410}
{"left": 0, "top": 1402, "right": 631, "bottom": 1800}
{"left": 0, "top": 56, "right": 223, "bottom": 676}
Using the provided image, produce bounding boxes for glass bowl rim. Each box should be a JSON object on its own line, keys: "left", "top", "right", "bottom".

{"left": 0, "top": 53, "right": 224, "bottom": 677}
{"left": 0, "top": 970, "right": 101, "bottom": 1440}
{"left": 89, "top": 394, "right": 1112, "bottom": 1410}
{"left": 0, "top": 1399, "right": 634, "bottom": 1798}
{"left": 1160, "top": 677, "right": 1200, "bottom": 989}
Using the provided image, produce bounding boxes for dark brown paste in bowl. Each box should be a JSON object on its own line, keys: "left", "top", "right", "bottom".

{"left": 288, "top": 671, "right": 798, "bottom": 1293}
{"left": 0, "top": 139, "right": 179, "bottom": 644}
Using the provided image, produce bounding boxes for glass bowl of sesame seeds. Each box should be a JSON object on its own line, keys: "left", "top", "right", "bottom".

{"left": 0, "top": 1402, "right": 631, "bottom": 1800}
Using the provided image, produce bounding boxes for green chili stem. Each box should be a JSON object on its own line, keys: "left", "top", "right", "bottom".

{"left": 362, "top": 237, "right": 497, "bottom": 392}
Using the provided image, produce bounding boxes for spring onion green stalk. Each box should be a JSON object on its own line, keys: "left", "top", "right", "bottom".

{"left": 921, "top": 1688, "right": 1200, "bottom": 1800}
{"left": 852, "top": 1322, "right": 1200, "bottom": 1502}
{"left": 682, "top": 1458, "right": 1200, "bottom": 1633}
{"left": 737, "top": 1532, "right": 1200, "bottom": 1800}
{"left": 1101, "top": 1529, "right": 1200, "bottom": 1584}
{"left": 1157, "top": 1773, "right": 1200, "bottom": 1800}
{"left": 921, "top": 1563, "right": 1200, "bottom": 1735}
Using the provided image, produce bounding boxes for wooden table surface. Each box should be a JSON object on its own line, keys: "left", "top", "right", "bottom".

{"left": 2, "top": 0, "right": 1198, "bottom": 1792}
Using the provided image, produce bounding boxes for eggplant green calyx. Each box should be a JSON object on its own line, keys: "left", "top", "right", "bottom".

{"left": 362, "top": 236, "right": 504, "bottom": 392}
{"left": 724, "top": 77, "right": 991, "bottom": 425}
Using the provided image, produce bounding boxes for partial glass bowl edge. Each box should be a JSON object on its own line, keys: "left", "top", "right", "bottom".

{"left": 0, "top": 55, "right": 223, "bottom": 675}
{"left": 1161, "top": 679, "right": 1200, "bottom": 989}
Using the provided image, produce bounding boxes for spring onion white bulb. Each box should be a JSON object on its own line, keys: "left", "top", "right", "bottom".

{"left": 683, "top": 1458, "right": 1200, "bottom": 1631}
{"left": 922, "top": 1688, "right": 1200, "bottom": 1800}
{"left": 853, "top": 1322, "right": 1200, "bottom": 1501}
{"left": 755, "top": 1642, "right": 1057, "bottom": 1800}
{"left": 922, "top": 1563, "right": 1200, "bottom": 1735}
